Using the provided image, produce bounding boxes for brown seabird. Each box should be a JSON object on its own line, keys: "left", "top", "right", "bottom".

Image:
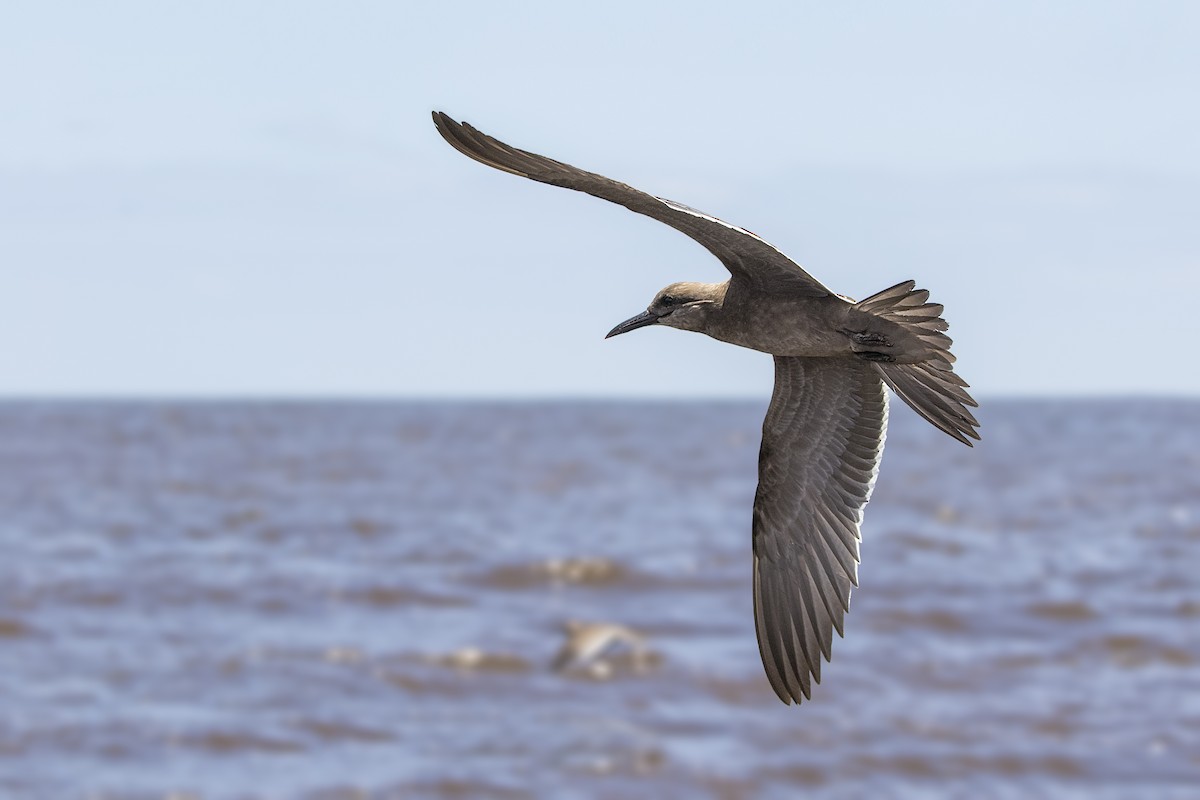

{"left": 432, "top": 112, "right": 979, "bottom": 705}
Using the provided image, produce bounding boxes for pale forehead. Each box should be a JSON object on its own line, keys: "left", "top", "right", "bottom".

{"left": 657, "top": 282, "right": 700, "bottom": 297}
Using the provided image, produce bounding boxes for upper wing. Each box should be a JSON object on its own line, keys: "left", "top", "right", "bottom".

{"left": 752, "top": 356, "right": 889, "bottom": 704}
{"left": 433, "top": 112, "right": 832, "bottom": 297}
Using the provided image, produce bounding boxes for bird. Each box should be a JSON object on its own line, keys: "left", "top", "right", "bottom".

{"left": 550, "top": 621, "right": 650, "bottom": 675}
{"left": 432, "top": 111, "right": 979, "bottom": 705}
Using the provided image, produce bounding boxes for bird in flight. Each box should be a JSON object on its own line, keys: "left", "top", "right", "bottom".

{"left": 432, "top": 112, "right": 979, "bottom": 705}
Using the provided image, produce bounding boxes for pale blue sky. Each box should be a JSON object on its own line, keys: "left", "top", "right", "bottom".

{"left": 2, "top": 1, "right": 1197, "bottom": 397}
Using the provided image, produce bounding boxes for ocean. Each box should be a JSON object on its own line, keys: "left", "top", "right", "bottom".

{"left": 1, "top": 399, "right": 1197, "bottom": 799}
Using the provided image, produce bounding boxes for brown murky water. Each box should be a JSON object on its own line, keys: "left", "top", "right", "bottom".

{"left": 1, "top": 400, "right": 1197, "bottom": 798}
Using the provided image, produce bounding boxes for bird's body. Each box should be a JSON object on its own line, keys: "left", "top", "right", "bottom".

{"left": 551, "top": 621, "right": 649, "bottom": 673}
{"left": 433, "top": 112, "right": 979, "bottom": 705}
{"left": 658, "top": 280, "right": 848, "bottom": 356}
{"left": 676, "top": 281, "right": 881, "bottom": 357}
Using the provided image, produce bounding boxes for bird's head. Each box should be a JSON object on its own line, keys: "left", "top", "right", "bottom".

{"left": 605, "top": 281, "right": 724, "bottom": 338}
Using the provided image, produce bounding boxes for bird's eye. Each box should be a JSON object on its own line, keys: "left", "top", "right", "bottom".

{"left": 661, "top": 295, "right": 676, "bottom": 306}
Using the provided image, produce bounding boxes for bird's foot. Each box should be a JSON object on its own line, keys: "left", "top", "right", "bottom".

{"left": 842, "top": 329, "right": 893, "bottom": 347}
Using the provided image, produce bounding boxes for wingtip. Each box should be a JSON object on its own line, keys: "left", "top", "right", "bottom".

{"left": 770, "top": 681, "right": 800, "bottom": 706}
{"left": 432, "top": 111, "right": 474, "bottom": 139}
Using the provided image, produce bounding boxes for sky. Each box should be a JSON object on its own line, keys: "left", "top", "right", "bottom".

{"left": 2, "top": 1, "right": 1197, "bottom": 398}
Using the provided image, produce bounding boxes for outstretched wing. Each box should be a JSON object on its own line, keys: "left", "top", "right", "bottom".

{"left": 752, "top": 356, "right": 889, "bottom": 704}
{"left": 433, "top": 112, "right": 832, "bottom": 297}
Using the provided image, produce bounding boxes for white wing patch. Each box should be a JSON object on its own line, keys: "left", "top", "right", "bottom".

{"left": 657, "top": 196, "right": 773, "bottom": 246}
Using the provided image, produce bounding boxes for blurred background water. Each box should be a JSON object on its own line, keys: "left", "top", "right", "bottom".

{"left": 0, "top": 399, "right": 1197, "bottom": 799}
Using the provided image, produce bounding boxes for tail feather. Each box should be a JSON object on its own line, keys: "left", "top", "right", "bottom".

{"left": 852, "top": 281, "right": 980, "bottom": 446}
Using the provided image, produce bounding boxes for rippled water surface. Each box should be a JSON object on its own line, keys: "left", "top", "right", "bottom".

{"left": 1, "top": 400, "right": 1198, "bottom": 799}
